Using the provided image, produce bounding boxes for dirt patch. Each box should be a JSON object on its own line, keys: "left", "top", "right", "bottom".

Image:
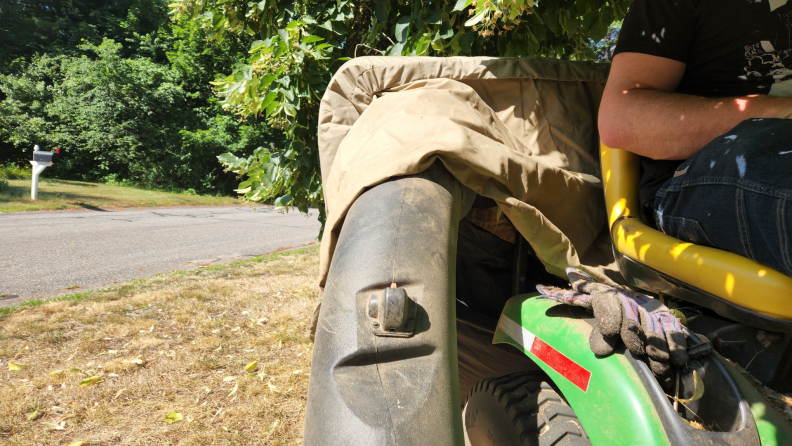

{"left": 0, "top": 246, "right": 319, "bottom": 445}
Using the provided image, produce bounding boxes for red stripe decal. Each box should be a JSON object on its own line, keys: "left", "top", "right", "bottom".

{"left": 530, "top": 338, "right": 591, "bottom": 392}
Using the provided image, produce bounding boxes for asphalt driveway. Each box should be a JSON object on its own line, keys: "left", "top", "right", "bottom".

{"left": 0, "top": 206, "right": 321, "bottom": 306}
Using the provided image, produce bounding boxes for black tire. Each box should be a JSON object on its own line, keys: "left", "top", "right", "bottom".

{"left": 463, "top": 371, "right": 591, "bottom": 446}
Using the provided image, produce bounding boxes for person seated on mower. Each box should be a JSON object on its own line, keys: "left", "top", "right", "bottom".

{"left": 598, "top": 0, "right": 792, "bottom": 278}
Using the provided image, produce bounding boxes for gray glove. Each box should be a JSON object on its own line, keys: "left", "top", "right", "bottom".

{"left": 537, "top": 268, "right": 688, "bottom": 380}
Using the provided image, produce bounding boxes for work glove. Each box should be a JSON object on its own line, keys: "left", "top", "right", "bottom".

{"left": 537, "top": 267, "right": 688, "bottom": 381}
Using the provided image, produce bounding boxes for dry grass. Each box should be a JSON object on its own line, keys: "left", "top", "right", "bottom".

{"left": 0, "top": 246, "right": 320, "bottom": 445}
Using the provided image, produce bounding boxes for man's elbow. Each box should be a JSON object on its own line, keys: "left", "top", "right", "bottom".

{"left": 598, "top": 125, "right": 624, "bottom": 149}
{"left": 597, "top": 106, "right": 626, "bottom": 149}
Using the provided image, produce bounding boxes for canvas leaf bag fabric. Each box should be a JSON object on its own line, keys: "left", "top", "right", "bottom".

{"left": 311, "top": 56, "right": 621, "bottom": 337}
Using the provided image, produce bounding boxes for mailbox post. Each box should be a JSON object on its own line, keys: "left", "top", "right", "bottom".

{"left": 30, "top": 145, "right": 59, "bottom": 200}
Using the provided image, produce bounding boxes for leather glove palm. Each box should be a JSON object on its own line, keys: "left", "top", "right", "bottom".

{"left": 537, "top": 268, "right": 688, "bottom": 379}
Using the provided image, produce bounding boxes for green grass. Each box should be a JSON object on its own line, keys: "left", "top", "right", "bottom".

{"left": 0, "top": 178, "right": 242, "bottom": 212}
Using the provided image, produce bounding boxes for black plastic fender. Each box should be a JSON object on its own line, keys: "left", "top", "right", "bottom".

{"left": 304, "top": 164, "right": 473, "bottom": 446}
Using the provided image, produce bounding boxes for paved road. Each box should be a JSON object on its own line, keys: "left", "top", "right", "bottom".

{"left": 0, "top": 206, "right": 321, "bottom": 306}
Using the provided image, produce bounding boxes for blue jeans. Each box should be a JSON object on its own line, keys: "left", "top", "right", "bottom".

{"left": 653, "top": 118, "right": 792, "bottom": 278}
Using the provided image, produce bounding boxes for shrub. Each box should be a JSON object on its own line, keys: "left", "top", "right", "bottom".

{"left": 0, "top": 164, "right": 31, "bottom": 180}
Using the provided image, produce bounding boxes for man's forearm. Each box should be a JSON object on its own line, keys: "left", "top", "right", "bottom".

{"left": 599, "top": 89, "right": 792, "bottom": 160}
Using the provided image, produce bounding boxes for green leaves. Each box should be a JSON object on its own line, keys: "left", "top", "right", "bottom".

{"left": 437, "top": 22, "right": 454, "bottom": 40}
{"left": 582, "top": 11, "right": 599, "bottom": 33}
{"left": 373, "top": 0, "right": 389, "bottom": 22}
{"left": 459, "top": 31, "right": 475, "bottom": 53}
{"left": 453, "top": 0, "right": 475, "bottom": 11}
{"left": 465, "top": 9, "right": 488, "bottom": 27}
{"left": 394, "top": 16, "right": 412, "bottom": 43}
{"left": 169, "top": 0, "right": 627, "bottom": 236}
{"left": 0, "top": 0, "right": 170, "bottom": 69}
{"left": 301, "top": 35, "right": 324, "bottom": 44}
{"left": 423, "top": 9, "right": 442, "bottom": 25}
{"left": 274, "top": 194, "right": 292, "bottom": 207}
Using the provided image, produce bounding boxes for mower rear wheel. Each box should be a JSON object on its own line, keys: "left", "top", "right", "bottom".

{"left": 463, "top": 371, "right": 591, "bottom": 446}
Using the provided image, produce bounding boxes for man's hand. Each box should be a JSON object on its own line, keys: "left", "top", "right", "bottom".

{"left": 599, "top": 52, "right": 792, "bottom": 160}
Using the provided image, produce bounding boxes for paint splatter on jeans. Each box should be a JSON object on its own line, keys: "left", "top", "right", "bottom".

{"left": 654, "top": 118, "right": 792, "bottom": 277}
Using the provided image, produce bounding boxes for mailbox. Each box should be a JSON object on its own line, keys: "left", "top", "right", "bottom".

{"left": 33, "top": 150, "right": 59, "bottom": 163}
{"left": 29, "top": 146, "right": 60, "bottom": 200}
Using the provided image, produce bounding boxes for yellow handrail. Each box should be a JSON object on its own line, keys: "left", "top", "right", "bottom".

{"left": 600, "top": 142, "right": 792, "bottom": 320}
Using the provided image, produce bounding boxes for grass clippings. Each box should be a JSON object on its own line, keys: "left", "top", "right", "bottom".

{"left": 0, "top": 246, "right": 320, "bottom": 445}
{"left": 685, "top": 419, "right": 707, "bottom": 431}
{"left": 0, "top": 179, "right": 240, "bottom": 213}
{"left": 732, "top": 360, "right": 792, "bottom": 424}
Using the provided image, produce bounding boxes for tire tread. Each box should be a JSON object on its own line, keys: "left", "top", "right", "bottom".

{"left": 464, "top": 372, "right": 591, "bottom": 446}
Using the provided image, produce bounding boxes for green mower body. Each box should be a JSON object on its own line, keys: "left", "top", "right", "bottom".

{"left": 488, "top": 294, "right": 792, "bottom": 446}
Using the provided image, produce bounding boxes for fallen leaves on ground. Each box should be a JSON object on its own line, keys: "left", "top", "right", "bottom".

{"left": 78, "top": 376, "right": 103, "bottom": 388}
{"left": 8, "top": 362, "right": 27, "bottom": 371}
{"left": 164, "top": 412, "right": 184, "bottom": 424}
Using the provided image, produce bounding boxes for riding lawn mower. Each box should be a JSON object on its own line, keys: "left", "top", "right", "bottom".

{"left": 303, "top": 56, "right": 792, "bottom": 446}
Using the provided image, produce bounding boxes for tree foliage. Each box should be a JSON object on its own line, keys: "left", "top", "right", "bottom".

{"left": 0, "top": 0, "right": 169, "bottom": 71}
{"left": 0, "top": 7, "right": 284, "bottom": 193}
{"left": 593, "top": 20, "right": 621, "bottom": 62}
{"left": 171, "top": 0, "right": 631, "bottom": 229}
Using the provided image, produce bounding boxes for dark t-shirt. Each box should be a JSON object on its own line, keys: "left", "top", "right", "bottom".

{"left": 613, "top": 0, "right": 792, "bottom": 207}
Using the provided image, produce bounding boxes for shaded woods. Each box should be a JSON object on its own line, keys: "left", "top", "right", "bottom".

{"left": 0, "top": 0, "right": 283, "bottom": 194}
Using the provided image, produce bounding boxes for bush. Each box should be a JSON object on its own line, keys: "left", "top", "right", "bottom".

{"left": 0, "top": 177, "right": 8, "bottom": 193}
{"left": 0, "top": 164, "right": 31, "bottom": 180}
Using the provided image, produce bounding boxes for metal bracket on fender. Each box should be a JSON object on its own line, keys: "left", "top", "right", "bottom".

{"left": 361, "top": 286, "right": 418, "bottom": 337}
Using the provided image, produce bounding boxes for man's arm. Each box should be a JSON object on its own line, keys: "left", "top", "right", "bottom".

{"left": 598, "top": 52, "right": 792, "bottom": 160}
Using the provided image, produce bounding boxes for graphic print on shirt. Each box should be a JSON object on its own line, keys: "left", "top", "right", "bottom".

{"left": 744, "top": 6, "right": 792, "bottom": 97}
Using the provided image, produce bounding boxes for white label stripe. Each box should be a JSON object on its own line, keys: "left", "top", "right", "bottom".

{"left": 497, "top": 314, "right": 536, "bottom": 352}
